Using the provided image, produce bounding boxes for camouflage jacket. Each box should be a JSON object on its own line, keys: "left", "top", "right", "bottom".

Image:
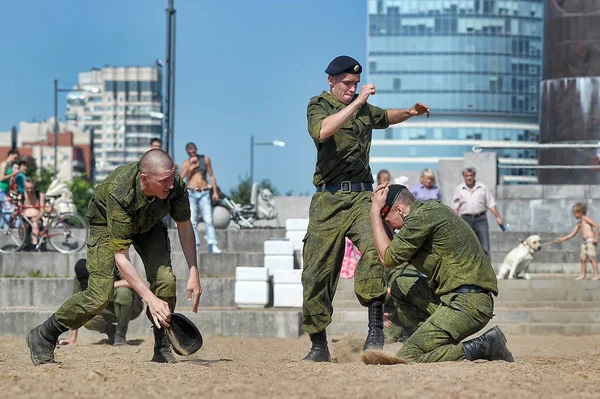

{"left": 307, "top": 91, "right": 389, "bottom": 186}
{"left": 86, "top": 162, "right": 190, "bottom": 251}
{"left": 384, "top": 200, "right": 499, "bottom": 296}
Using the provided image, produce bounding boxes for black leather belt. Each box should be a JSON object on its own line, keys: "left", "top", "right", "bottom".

{"left": 461, "top": 212, "right": 486, "bottom": 218}
{"left": 317, "top": 182, "right": 373, "bottom": 193}
{"left": 453, "top": 285, "right": 490, "bottom": 294}
{"left": 188, "top": 187, "right": 211, "bottom": 192}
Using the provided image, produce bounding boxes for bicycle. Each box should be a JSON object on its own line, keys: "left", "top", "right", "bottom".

{"left": 0, "top": 193, "right": 89, "bottom": 254}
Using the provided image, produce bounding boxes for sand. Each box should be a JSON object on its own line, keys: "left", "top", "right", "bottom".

{"left": 1, "top": 333, "right": 600, "bottom": 398}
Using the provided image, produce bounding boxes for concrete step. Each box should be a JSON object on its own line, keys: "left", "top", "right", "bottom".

{"left": 327, "top": 309, "right": 600, "bottom": 336}
{"left": 168, "top": 227, "right": 286, "bottom": 253}
{"left": 0, "top": 277, "right": 235, "bottom": 309}
{"left": 0, "top": 308, "right": 302, "bottom": 338}
{"left": 0, "top": 252, "right": 275, "bottom": 278}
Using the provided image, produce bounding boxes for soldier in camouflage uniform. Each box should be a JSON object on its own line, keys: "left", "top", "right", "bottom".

{"left": 370, "top": 184, "right": 514, "bottom": 363}
{"left": 27, "top": 149, "right": 202, "bottom": 365}
{"left": 302, "top": 55, "right": 430, "bottom": 362}
{"left": 58, "top": 259, "right": 144, "bottom": 346}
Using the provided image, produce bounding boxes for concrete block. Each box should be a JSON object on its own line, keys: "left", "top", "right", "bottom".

{"left": 273, "top": 269, "right": 302, "bottom": 284}
{"left": 236, "top": 266, "right": 269, "bottom": 282}
{"left": 234, "top": 281, "right": 270, "bottom": 308}
{"left": 285, "top": 218, "right": 309, "bottom": 232}
{"left": 589, "top": 185, "right": 600, "bottom": 199}
{"left": 285, "top": 231, "right": 306, "bottom": 251}
{"left": 273, "top": 283, "right": 303, "bottom": 307}
{"left": 497, "top": 185, "right": 543, "bottom": 199}
{"left": 225, "top": 229, "right": 285, "bottom": 253}
{"left": 264, "top": 239, "right": 294, "bottom": 256}
{"left": 172, "top": 252, "right": 264, "bottom": 278}
{"left": 437, "top": 159, "right": 464, "bottom": 208}
{"left": 264, "top": 255, "right": 294, "bottom": 276}
{"left": 543, "top": 185, "right": 589, "bottom": 199}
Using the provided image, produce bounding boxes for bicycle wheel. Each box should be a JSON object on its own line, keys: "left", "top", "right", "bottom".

{"left": 47, "top": 212, "right": 89, "bottom": 254}
{"left": 0, "top": 214, "right": 27, "bottom": 253}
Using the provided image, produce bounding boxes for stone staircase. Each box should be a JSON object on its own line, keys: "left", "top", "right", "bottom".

{"left": 0, "top": 228, "right": 302, "bottom": 339}
{"left": 329, "top": 276, "right": 600, "bottom": 337}
{"left": 0, "top": 228, "right": 597, "bottom": 338}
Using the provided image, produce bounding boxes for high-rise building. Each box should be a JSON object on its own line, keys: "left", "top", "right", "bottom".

{"left": 65, "top": 66, "right": 163, "bottom": 182}
{"left": 367, "top": 0, "right": 544, "bottom": 184}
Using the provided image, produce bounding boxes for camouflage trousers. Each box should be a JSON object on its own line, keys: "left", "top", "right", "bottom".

{"left": 55, "top": 222, "right": 177, "bottom": 330}
{"left": 384, "top": 264, "right": 419, "bottom": 343}
{"left": 390, "top": 275, "right": 494, "bottom": 363}
{"left": 84, "top": 287, "right": 144, "bottom": 333}
{"left": 302, "top": 191, "right": 386, "bottom": 335}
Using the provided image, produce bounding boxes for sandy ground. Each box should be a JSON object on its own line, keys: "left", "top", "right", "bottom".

{"left": 1, "top": 333, "right": 600, "bottom": 399}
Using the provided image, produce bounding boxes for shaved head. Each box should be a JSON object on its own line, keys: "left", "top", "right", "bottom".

{"left": 140, "top": 149, "right": 175, "bottom": 175}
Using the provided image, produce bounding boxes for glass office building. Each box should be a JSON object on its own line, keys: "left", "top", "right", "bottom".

{"left": 367, "top": 0, "right": 544, "bottom": 183}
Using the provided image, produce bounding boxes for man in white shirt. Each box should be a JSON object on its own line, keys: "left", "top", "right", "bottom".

{"left": 452, "top": 167, "right": 503, "bottom": 260}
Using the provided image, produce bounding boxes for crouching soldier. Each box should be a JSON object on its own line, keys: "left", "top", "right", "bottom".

{"left": 369, "top": 184, "right": 514, "bottom": 363}
{"left": 58, "top": 259, "right": 144, "bottom": 346}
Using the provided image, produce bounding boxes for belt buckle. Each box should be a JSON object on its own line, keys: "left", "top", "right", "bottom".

{"left": 340, "top": 181, "right": 351, "bottom": 193}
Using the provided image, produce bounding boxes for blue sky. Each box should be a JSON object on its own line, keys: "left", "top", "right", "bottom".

{"left": 0, "top": 0, "right": 369, "bottom": 195}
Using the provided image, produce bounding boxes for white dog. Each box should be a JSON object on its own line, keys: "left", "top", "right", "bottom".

{"left": 496, "top": 235, "right": 542, "bottom": 280}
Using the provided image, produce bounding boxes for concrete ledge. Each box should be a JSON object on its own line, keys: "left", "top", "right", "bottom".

{"left": 0, "top": 252, "right": 266, "bottom": 278}
{"left": 0, "top": 278, "right": 235, "bottom": 309}
{"left": 0, "top": 308, "right": 302, "bottom": 338}
{"left": 542, "top": 185, "right": 589, "bottom": 199}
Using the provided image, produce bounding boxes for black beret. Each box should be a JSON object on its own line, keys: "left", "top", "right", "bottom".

{"left": 166, "top": 313, "right": 203, "bottom": 356}
{"left": 74, "top": 258, "right": 89, "bottom": 282}
{"left": 325, "top": 55, "right": 362, "bottom": 75}
{"left": 380, "top": 185, "right": 408, "bottom": 219}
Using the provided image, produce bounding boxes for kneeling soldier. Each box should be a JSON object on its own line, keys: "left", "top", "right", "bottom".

{"left": 370, "top": 184, "right": 514, "bottom": 363}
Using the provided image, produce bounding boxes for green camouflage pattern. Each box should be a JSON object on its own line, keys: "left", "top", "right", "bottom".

{"left": 307, "top": 91, "right": 389, "bottom": 186}
{"left": 86, "top": 162, "right": 190, "bottom": 252}
{"left": 301, "top": 191, "right": 387, "bottom": 334}
{"left": 384, "top": 263, "right": 419, "bottom": 343}
{"left": 384, "top": 200, "right": 498, "bottom": 296}
{"left": 390, "top": 275, "right": 493, "bottom": 363}
{"left": 79, "top": 286, "right": 144, "bottom": 333}
{"left": 54, "top": 162, "right": 185, "bottom": 330}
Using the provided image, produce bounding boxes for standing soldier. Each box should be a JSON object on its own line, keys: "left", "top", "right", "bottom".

{"left": 302, "top": 55, "right": 430, "bottom": 362}
{"left": 27, "top": 149, "right": 202, "bottom": 365}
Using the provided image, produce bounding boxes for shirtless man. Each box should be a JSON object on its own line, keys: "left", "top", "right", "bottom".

{"left": 180, "top": 142, "right": 221, "bottom": 253}
{"left": 22, "top": 178, "right": 45, "bottom": 247}
{"left": 556, "top": 202, "right": 600, "bottom": 280}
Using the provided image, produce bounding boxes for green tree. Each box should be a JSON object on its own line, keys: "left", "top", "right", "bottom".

{"left": 35, "top": 168, "right": 54, "bottom": 193}
{"left": 230, "top": 174, "right": 280, "bottom": 204}
{"left": 70, "top": 176, "right": 94, "bottom": 216}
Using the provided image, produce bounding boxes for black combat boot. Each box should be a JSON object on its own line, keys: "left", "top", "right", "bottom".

{"left": 113, "top": 323, "right": 128, "bottom": 346}
{"left": 302, "top": 330, "right": 331, "bottom": 362}
{"left": 363, "top": 300, "right": 385, "bottom": 351}
{"left": 151, "top": 326, "right": 177, "bottom": 363}
{"left": 463, "top": 326, "right": 515, "bottom": 362}
{"left": 26, "top": 314, "right": 67, "bottom": 366}
{"left": 105, "top": 323, "right": 117, "bottom": 345}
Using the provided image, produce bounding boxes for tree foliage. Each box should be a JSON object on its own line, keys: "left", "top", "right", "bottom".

{"left": 70, "top": 176, "right": 94, "bottom": 216}
{"left": 229, "top": 174, "right": 280, "bottom": 204}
